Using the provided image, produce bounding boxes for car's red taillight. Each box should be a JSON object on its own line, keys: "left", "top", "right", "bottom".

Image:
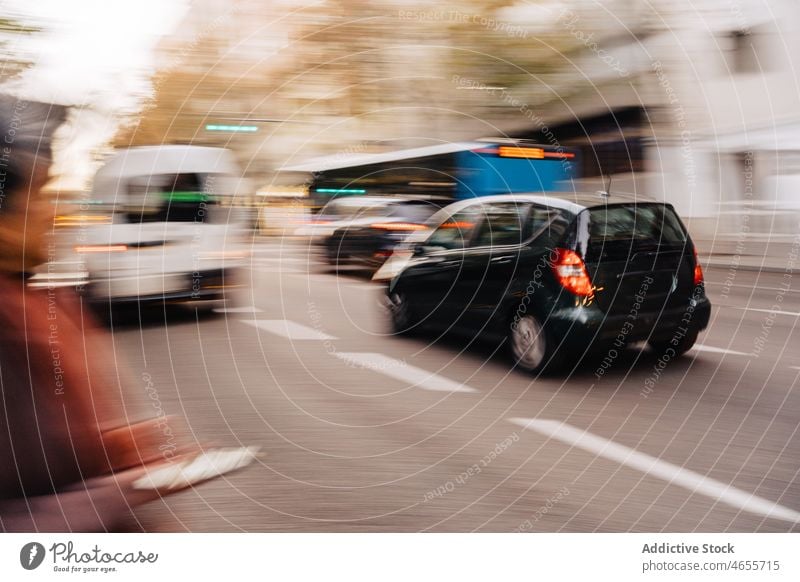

{"left": 693, "top": 247, "right": 704, "bottom": 286}
{"left": 75, "top": 244, "right": 128, "bottom": 253}
{"left": 370, "top": 222, "right": 428, "bottom": 231}
{"left": 552, "top": 248, "right": 593, "bottom": 296}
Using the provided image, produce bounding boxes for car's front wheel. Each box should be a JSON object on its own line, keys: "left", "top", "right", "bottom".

{"left": 509, "top": 314, "right": 562, "bottom": 374}
{"left": 327, "top": 248, "right": 344, "bottom": 267}
{"left": 388, "top": 290, "right": 417, "bottom": 335}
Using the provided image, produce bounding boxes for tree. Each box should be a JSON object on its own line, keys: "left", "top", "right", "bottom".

{"left": 0, "top": 16, "right": 42, "bottom": 84}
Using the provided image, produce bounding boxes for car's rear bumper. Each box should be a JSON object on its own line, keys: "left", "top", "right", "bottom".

{"left": 87, "top": 288, "right": 228, "bottom": 307}
{"left": 85, "top": 268, "right": 239, "bottom": 305}
{"left": 546, "top": 295, "right": 711, "bottom": 348}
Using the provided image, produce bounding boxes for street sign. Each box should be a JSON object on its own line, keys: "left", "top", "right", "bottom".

{"left": 205, "top": 124, "right": 258, "bottom": 132}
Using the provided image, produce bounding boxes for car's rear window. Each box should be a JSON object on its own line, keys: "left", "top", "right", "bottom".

{"left": 586, "top": 204, "right": 688, "bottom": 257}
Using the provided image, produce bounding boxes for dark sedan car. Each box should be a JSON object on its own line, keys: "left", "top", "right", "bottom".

{"left": 323, "top": 198, "right": 445, "bottom": 271}
{"left": 379, "top": 193, "right": 711, "bottom": 373}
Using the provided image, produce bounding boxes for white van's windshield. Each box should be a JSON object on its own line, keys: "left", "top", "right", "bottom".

{"left": 123, "top": 172, "right": 225, "bottom": 224}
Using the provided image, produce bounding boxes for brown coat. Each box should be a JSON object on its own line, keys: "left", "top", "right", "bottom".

{"left": 0, "top": 275, "right": 116, "bottom": 500}
{"left": 0, "top": 276, "right": 192, "bottom": 532}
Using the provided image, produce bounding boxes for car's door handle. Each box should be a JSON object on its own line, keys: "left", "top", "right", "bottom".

{"left": 430, "top": 257, "right": 460, "bottom": 268}
{"left": 490, "top": 256, "right": 513, "bottom": 265}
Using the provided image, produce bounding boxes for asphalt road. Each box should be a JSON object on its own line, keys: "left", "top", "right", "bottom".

{"left": 110, "top": 239, "right": 800, "bottom": 532}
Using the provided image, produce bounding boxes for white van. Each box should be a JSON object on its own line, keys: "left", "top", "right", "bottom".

{"left": 76, "top": 145, "right": 249, "bottom": 307}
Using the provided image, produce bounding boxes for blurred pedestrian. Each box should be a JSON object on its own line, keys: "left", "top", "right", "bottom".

{"left": 0, "top": 95, "right": 170, "bottom": 532}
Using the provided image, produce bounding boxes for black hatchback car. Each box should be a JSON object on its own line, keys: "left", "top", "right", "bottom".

{"left": 379, "top": 193, "right": 711, "bottom": 373}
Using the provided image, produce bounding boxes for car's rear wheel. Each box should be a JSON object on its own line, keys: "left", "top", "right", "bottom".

{"left": 388, "top": 291, "right": 417, "bottom": 335}
{"left": 648, "top": 330, "right": 698, "bottom": 357}
{"left": 509, "top": 314, "right": 561, "bottom": 374}
{"left": 327, "top": 249, "right": 342, "bottom": 267}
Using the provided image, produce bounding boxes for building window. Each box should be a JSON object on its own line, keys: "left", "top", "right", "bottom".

{"left": 580, "top": 137, "right": 645, "bottom": 179}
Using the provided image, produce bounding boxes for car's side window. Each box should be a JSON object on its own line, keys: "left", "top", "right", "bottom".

{"left": 528, "top": 205, "right": 561, "bottom": 240}
{"left": 425, "top": 207, "right": 482, "bottom": 251}
{"left": 471, "top": 202, "right": 530, "bottom": 248}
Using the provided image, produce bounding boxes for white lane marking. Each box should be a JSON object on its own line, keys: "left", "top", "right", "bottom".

{"left": 27, "top": 281, "right": 83, "bottom": 289}
{"left": 692, "top": 344, "right": 751, "bottom": 356}
{"left": 214, "top": 305, "right": 263, "bottom": 314}
{"left": 241, "top": 319, "right": 337, "bottom": 340}
{"left": 510, "top": 418, "right": 800, "bottom": 523}
{"left": 790, "top": 366, "right": 800, "bottom": 371}
{"left": 732, "top": 307, "right": 800, "bottom": 317}
{"left": 28, "top": 272, "right": 87, "bottom": 280}
{"left": 335, "top": 353, "right": 477, "bottom": 393}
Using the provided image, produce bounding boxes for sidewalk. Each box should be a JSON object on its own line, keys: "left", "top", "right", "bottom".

{"left": 697, "top": 238, "right": 799, "bottom": 274}
{"left": 701, "top": 254, "right": 795, "bottom": 273}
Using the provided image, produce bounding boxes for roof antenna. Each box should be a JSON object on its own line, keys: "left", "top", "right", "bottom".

{"left": 597, "top": 173, "right": 611, "bottom": 199}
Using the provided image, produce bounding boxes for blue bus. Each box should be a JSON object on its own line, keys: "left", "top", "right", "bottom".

{"left": 281, "top": 140, "right": 579, "bottom": 206}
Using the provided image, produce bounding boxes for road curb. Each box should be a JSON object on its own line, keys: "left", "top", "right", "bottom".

{"left": 704, "top": 261, "right": 790, "bottom": 274}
